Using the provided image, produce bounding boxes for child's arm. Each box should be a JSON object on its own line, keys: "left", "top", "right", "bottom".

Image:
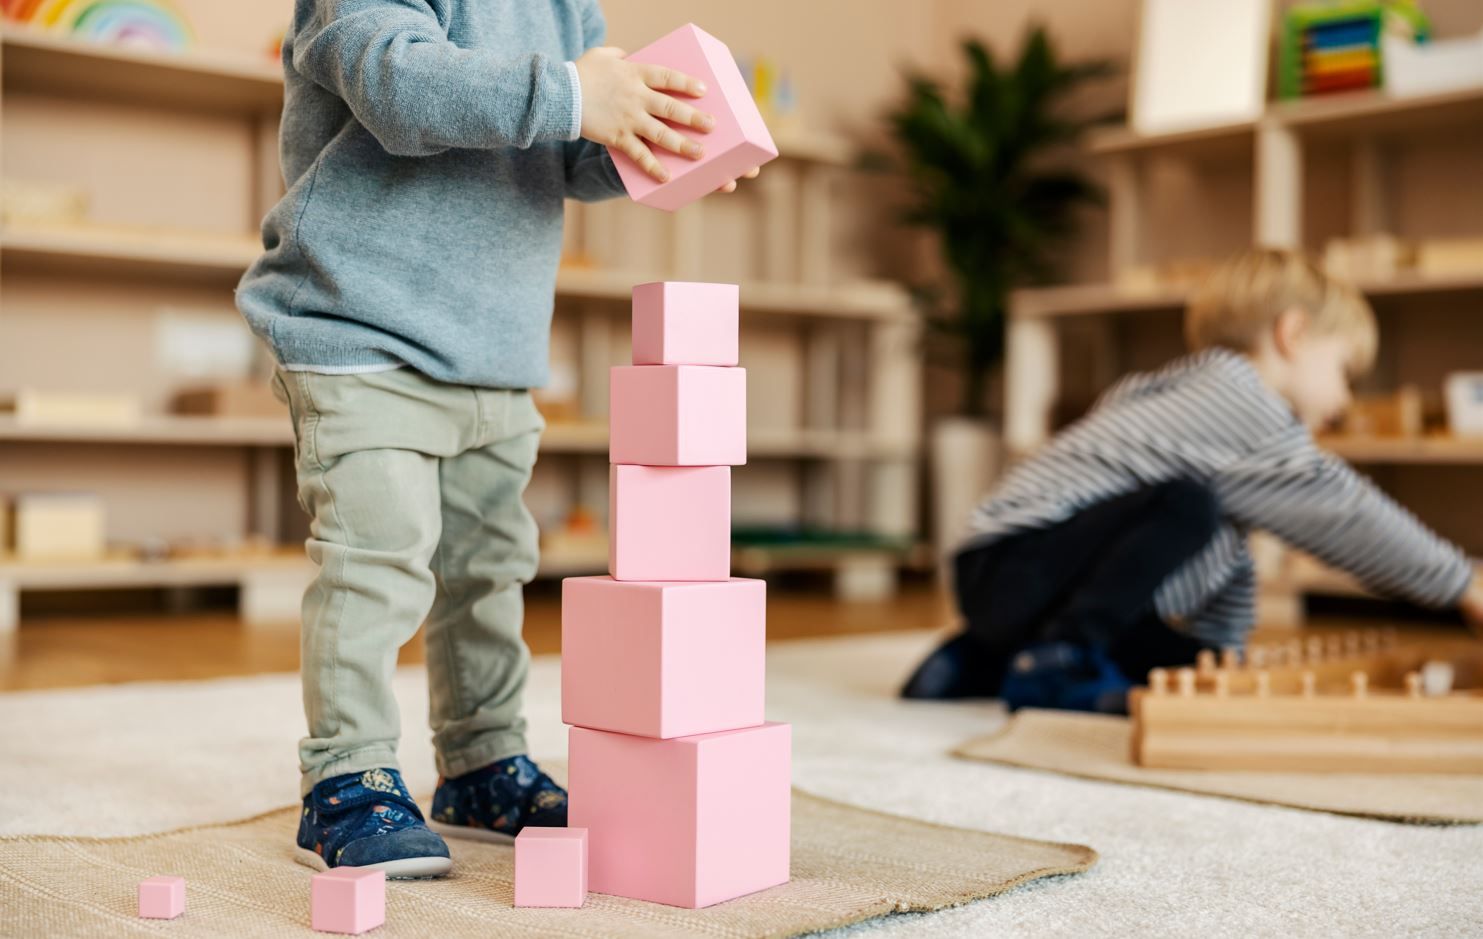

{"left": 1216, "top": 427, "right": 1475, "bottom": 613}
{"left": 562, "top": 0, "right": 628, "bottom": 203}
{"left": 292, "top": 0, "right": 706, "bottom": 160}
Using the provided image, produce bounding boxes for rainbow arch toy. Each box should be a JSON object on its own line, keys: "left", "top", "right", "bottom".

{"left": 4, "top": 0, "right": 194, "bottom": 52}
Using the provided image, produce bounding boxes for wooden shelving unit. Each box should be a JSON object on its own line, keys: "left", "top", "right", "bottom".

{"left": 1008, "top": 80, "right": 1483, "bottom": 623}
{"left": 0, "top": 28, "right": 924, "bottom": 624}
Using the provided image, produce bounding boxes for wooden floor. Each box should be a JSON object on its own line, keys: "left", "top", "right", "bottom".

{"left": 0, "top": 582, "right": 955, "bottom": 692}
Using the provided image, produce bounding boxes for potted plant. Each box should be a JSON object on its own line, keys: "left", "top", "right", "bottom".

{"left": 874, "top": 27, "right": 1111, "bottom": 561}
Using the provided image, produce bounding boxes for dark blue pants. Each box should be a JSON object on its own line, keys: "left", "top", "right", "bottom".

{"left": 953, "top": 479, "right": 1222, "bottom": 693}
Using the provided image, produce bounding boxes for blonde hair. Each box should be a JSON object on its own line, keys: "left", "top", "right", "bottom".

{"left": 1184, "top": 249, "right": 1377, "bottom": 373}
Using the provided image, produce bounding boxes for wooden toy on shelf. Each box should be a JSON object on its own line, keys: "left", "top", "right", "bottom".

{"left": 1130, "top": 629, "right": 1483, "bottom": 773}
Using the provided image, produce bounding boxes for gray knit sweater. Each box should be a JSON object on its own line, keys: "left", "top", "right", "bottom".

{"left": 237, "top": 0, "right": 626, "bottom": 387}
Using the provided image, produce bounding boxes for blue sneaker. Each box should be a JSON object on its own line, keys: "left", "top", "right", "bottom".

{"left": 297, "top": 768, "right": 451, "bottom": 879}
{"left": 429, "top": 755, "right": 567, "bottom": 843}
{"left": 999, "top": 641, "right": 1133, "bottom": 715}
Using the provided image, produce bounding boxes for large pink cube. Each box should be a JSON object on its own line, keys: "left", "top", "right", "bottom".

{"left": 562, "top": 577, "right": 765, "bottom": 737}
{"left": 609, "top": 465, "right": 730, "bottom": 581}
{"left": 632, "top": 282, "right": 739, "bottom": 366}
{"left": 609, "top": 24, "right": 779, "bottom": 212}
{"left": 610, "top": 366, "right": 746, "bottom": 466}
{"left": 568, "top": 722, "right": 791, "bottom": 908}
{"left": 137, "top": 876, "right": 185, "bottom": 920}
{"left": 311, "top": 867, "right": 385, "bottom": 935}
{"left": 514, "top": 828, "right": 588, "bottom": 908}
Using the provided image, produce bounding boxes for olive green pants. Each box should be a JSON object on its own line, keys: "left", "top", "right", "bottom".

{"left": 273, "top": 367, "right": 542, "bottom": 796}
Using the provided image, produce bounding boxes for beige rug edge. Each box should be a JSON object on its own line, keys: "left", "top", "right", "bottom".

{"left": 0, "top": 789, "right": 1098, "bottom": 939}
{"left": 952, "top": 709, "right": 1483, "bottom": 827}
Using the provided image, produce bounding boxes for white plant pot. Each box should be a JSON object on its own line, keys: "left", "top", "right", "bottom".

{"left": 930, "top": 417, "right": 1001, "bottom": 572}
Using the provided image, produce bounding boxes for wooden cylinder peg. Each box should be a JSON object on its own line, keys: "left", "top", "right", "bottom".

{"left": 1196, "top": 649, "right": 1216, "bottom": 677}
{"left": 1305, "top": 637, "right": 1324, "bottom": 663}
{"left": 1405, "top": 672, "right": 1422, "bottom": 699}
{"left": 1149, "top": 668, "right": 1169, "bottom": 695}
{"left": 1177, "top": 668, "right": 1196, "bottom": 697}
{"left": 1213, "top": 671, "right": 1230, "bottom": 698}
{"left": 1248, "top": 646, "right": 1268, "bottom": 669}
{"left": 1350, "top": 671, "right": 1368, "bottom": 698}
{"left": 1220, "top": 648, "right": 1239, "bottom": 671}
{"left": 1254, "top": 670, "right": 1271, "bottom": 698}
{"left": 1300, "top": 671, "right": 1316, "bottom": 698}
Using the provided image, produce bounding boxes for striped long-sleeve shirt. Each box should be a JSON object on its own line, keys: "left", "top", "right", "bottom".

{"left": 964, "top": 349, "right": 1472, "bottom": 646}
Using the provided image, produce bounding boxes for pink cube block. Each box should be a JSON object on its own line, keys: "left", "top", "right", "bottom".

{"left": 311, "top": 868, "right": 385, "bottom": 935}
{"left": 514, "top": 827, "right": 589, "bottom": 908}
{"left": 562, "top": 577, "right": 765, "bottom": 737}
{"left": 609, "top": 24, "right": 779, "bottom": 212}
{"left": 568, "top": 722, "right": 791, "bottom": 908}
{"left": 610, "top": 366, "right": 746, "bottom": 466}
{"left": 632, "top": 282, "right": 739, "bottom": 366}
{"left": 137, "top": 876, "right": 185, "bottom": 920}
{"left": 609, "top": 465, "right": 730, "bottom": 581}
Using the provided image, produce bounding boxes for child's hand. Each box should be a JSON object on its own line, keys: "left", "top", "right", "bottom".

{"left": 715, "top": 166, "right": 761, "bottom": 194}
{"left": 1462, "top": 569, "right": 1483, "bottom": 637}
{"left": 575, "top": 47, "right": 714, "bottom": 183}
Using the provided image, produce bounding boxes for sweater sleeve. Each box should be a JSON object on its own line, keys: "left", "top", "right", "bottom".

{"left": 1215, "top": 425, "right": 1473, "bottom": 608}
{"left": 563, "top": 0, "right": 628, "bottom": 202}
{"left": 293, "top": 0, "right": 581, "bottom": 157}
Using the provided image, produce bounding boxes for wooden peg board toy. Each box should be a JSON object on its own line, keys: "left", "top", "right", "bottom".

{"left": 1129, "top": 629, "right": 1483, "bottom": 774}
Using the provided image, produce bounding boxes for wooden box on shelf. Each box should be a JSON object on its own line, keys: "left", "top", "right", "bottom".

{"left": 171, "top": 382, "right": 284, "bottom": 419}
{"left": 5, "top": 493, "right": 107, "bottom": 561}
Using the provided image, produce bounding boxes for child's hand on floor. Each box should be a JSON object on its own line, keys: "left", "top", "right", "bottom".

{"left": 1462, "top": 569, "right": 1483, "bottom": 637}
{"left": 576, "top": 46, "right": 714, "bottom": 182}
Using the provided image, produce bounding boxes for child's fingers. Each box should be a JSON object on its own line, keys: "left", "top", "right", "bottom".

{"left": 616, "top": 132, "right": 669, "bottom": 182}
{"left": 638, "top": 118, "right": 703, "bottom": 159}
{"left": 741, "top": 166, "right": 760, "bottom": 179}
{"left": 640, "top": 64, "right": 707, "bottom": 97}
{"left": 645, "top": 91, "right": 715, "bottom": 133}
{"left": 715, "top": 179, "right": 738, "bottom": 194}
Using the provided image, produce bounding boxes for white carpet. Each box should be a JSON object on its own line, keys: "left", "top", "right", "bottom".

{"left": 3, "top": 630, "right": 1481, "bottom": 936}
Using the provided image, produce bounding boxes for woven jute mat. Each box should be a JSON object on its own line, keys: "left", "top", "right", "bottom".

{"left": 0, "top": 790, "right": 1094, "bottom": 938}
{"left": 953, "top": 709, "right": 1483, "bottom": 825}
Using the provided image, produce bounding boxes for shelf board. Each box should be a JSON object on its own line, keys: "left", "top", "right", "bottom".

{"left": 1, "top": 26, "right": 284, "bottom": 114}
{"left": 0, "top": 414, "right": 290, "bottom": 446}
{"left": 1011, "top": 270, "right": 1483, "bottom": 319}
{"left": 0, "top": 225, "right": 915, "bottom": 322}
{"left": 0, "top": 551, "right": 309, "bottom": 590}
{"left": 1, "top": 222, "right": 261, "bottom": 283}
{"left": 0, "top": 415, "right": 917, "bottom": 461}
{"left": 556, "top": 266, "right": 916, "bottom": 323}
{"left": 1089, "top": 85, "right": 1483, "bottom": 161}
{"left": 1320, "top": 435, "right": 1483, "bottom": 465}
{"left": 1273, "top": 84, "right": 1483, "bottom": 140}
{"left": 1087, "top": 120, "right": 1256, "bottom": 162}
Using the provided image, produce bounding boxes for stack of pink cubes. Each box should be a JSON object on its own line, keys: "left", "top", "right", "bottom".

{"left": 563, "top": 281, "right": 792, "bottom": 909}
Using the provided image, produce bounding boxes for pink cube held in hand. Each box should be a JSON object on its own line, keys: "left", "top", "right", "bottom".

{"left": 568, "top": 722, "right": 791, "bottom": 908}
{"left": 311, "top": 868, "right": 385, "bottom": 935}
{"left": 609, "top": 366, "right": 746, "bottom": 466}
{"left": 514, "top": 827, "right": 589, "bottom": 908}
{"left": 632, "top": 282, "right": 739, "bottom": 366}
{"left": 138, "top": 876, "right": 185, "bottom": 920}
{"left": 609, "top": 465, "right": 730, "bottom": 581}
{"left": 563, "top": 577, "right": 765, "bottom": 738}
{"left": 609, "top": 23, "right": 779, "bottom": 212}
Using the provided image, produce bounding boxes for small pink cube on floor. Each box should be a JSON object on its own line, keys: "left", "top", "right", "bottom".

{"left": 609, "top": 24, "right": 778, "bottom": 211}
{"left": 609, "top": 465, "right": 730, "bottom": 581}
{"left": 138, "top": 876, "right": 185, "bottom": 919}
{"left": 631, "top": 282, "right": 739, "bottom": 366}
{"left": 311, "top": 867, "right": 385, "bottom": 935}
{"left": 514, "top": 827, "right": 589, "bottom": 908}
{"left": 562, "top": 577, "right": 765, "bottom": 737}
{"left": 609, "top": 365, "right": 746, "bottom": 466}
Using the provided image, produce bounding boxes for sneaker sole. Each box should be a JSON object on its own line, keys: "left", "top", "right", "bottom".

{"left": 295, "top": 847, "right": 453, "bottom": 880}
{"left": 427, "top": 820, "right": 515, "bottom": 845}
